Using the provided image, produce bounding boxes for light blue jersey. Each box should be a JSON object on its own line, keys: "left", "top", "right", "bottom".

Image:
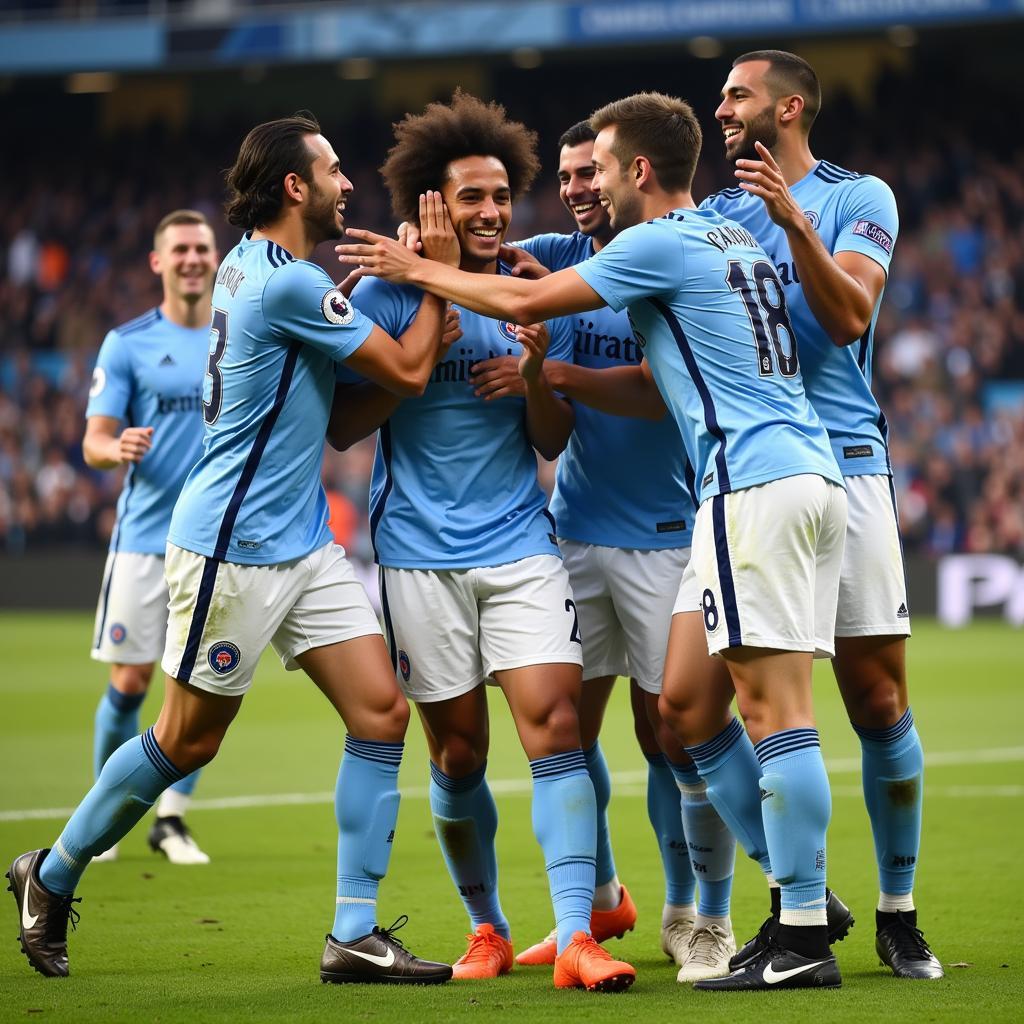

{"left": 516, "top": 231, "right": 694, "bottom": 549}
{"left": 168, "top": 235, "right": 374, "bottom": 565}
{"left": 701, "top": 162, "right": 898, "bottom": 477}
{"left": 574, "top": 209, "right": 842, "bottom": 505}
{"left": 86, "top": 308, "right": 209, "bottom": 555}
{"left": 350, "top": 268, "right": 573, "bottom": 569}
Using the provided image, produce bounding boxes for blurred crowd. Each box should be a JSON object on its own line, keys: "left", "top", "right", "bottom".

{"left": 1, "top": 77, "right": 1022, "bottom": 560}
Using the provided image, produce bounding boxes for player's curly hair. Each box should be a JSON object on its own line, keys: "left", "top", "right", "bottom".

{"left": 225, "top": 112, "right": 321, "bottom": 230}
{"left": 380, "top": 90, "right": 540, "bottom": 224}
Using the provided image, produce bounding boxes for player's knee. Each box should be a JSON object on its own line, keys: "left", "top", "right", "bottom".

{"left": 110, "top": 663, "right": 153, "bottom": 695}
{"left": 532, "top": 698, "right": 581, "bottom": 751}
{"left": 848, "top": 677, "right": 906, "bottom": 730}
{"left": 433, "top": 734, "right": 487, "bottom": 778}
{"left": 162, "top": 731, "right": 223, "bottom": 774}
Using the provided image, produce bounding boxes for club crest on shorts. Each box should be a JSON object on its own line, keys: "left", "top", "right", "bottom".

{"left": 398, "top": 649, "right": 411, "bottom": 682}
{"left": 108, "top": 622, "right": 127, "bottom": 645}
{"left": 321, "top": 289, "right": 355, "bottom": 326}
{"left": 208, "top": 640, "right": 241, "bottom": 675}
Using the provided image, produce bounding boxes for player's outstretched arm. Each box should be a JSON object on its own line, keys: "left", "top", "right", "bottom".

{"left": 83, "top": 416, "right": 153, "bottom": 469}
{"left": 517, "top": 323, "right": 574, "bottom": 460}
{"left": 545, "top": 360, "right": 668, "bottom": 421}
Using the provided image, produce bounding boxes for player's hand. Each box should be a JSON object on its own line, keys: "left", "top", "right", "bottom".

{"left": 419, "top": 191, "right": 460, "bottom": 268}
{"left": 336, "top": 230, "right": 420, "bottom": 284}
{"left": 337, "top": 267, "right": 368, "bottom": 298}
{"left": 734, "top": 141, "right": 807, "bottom": 231}
{"left": 499, "top": 245, "right": 551, "bottom": 279}
{"left": 516, "top": 323, "right": 550, "bottom": 384}
{"left": 398, "top": 220, "right": 423, "bottom": 253}
{"left": 438, "top": 305, "right": 462, "bottom": 361}
{"left": 470, "top": 355, "right": 525, "bottom": 401}
{"left": 118, "top": 426, "right": 154, "bottom": 463}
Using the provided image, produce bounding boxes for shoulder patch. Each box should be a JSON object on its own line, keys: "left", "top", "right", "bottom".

{"left": 851, "top": 220, "right": 894, "bottom": 256}
{"left": 89, "top": 366, "right": 106, "bottom": 398}
{"left": 322, "top": 289, "right": 356, "bottom": 326}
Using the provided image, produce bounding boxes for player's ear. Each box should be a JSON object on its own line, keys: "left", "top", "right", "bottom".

{"left": 148, "top": 250, "right": 161, "bottom": 275}
{"left": 779, "top": 93, "right": 804, "bottom": 127}
{"left": 282, "top": 171, "right": 305, "bottom": 204}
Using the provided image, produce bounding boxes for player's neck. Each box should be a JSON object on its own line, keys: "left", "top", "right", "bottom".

{"left": 251, "top": 221, "right": 317, "bottom": 261}
{"left": 773, "top": 139, "right": 817, "bottom": 186}
{"left": 644, "top": 190, "right": 696, "bottom": 221}
{"left": 160, "top": 297, "right": 212, "bottom": 329}
{"left": 460, "top": 256, "right": 498, "bottom": 276}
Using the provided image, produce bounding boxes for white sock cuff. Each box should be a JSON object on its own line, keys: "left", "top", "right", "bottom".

{"left": 155, "top": 788, "right": 191, "bottom": 819}
{"left": 779, "top": 907, "right": 828, "bottom": 927}
{"left": 878, "top": 892, "right": 915, "bottom": 913}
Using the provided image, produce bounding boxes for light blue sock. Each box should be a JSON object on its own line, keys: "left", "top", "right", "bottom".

{"left": 854, "top": 708, "right": 923, "bottom": 899}
{"left": 332, "top": 736, "right": 402, "bottom": 942}
{"left": 429, "top": 761, "right": 509, "bottom": 939}
{"left": 530, "top": 750, "right": 597, "bottom": 954}
{"left": 41, "top": 728, "right": 182, "bottom": 895}
{"left": 167, "top": 769, "right": 202, "bottom": 797}
{"left": 92, "top": 684, "right": 145, "bottom": 780}
{"left": 668, "top": 762, "right": 736, "bottom": 918}
{"left": 583, "top": 741, "right": 616, "bottom": 887}
{"left": 754, "top": 729, "right": 831, "bottom": 925}
{"left": 645, "top": 753, "right": 695, "bottom": 907}
{"left": 685, "top": 718, "right": 772, "bottom": 874}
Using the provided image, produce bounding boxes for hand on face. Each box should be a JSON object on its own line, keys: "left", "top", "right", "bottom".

{"left": 419, "top": 191, "right": 460, "bottom": 268}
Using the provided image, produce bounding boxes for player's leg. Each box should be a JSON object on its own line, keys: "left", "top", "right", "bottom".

{"left": 693, "top": 477, "right": 846, "bottom": 992}
{"left": 271, "top": 546, "right": 450, "bottom": 984}
{"left": 832, "top": 473, "right": 940, "bottom": 978}
{"left": 483, "top": 555, "right": 633, "bottom": 992}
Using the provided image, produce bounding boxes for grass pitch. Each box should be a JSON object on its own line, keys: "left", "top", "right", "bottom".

{"left": 0, "top": 613, "right": 1020, "bottom": 1022}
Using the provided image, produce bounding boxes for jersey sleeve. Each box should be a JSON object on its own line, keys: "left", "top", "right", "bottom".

{"left": 573, "top": 221, "right": 684, "bottom": 311}
{"left": 261, "top": 260, "right": 375, "bottom": 361}
{"left": 833, "top": 175, "right": 899, "bottom": 274}
{"left": 350, "top": 275, "right": 419, "bottom": 338}
{"left": 85, "top": 329, "right": 134, "bottom": 421}
{"left": 513, "top": 233, "right": 578, "bottom": 273}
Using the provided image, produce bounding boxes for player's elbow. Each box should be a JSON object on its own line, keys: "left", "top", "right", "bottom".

{"left": 507, "top": 293, "right": 545, "bottom": 327}
{"left": 389, "top": 371, "right": 428, "bottom": 398}
{"left": 830, "top": 316, "right": 870, "bottom": 348}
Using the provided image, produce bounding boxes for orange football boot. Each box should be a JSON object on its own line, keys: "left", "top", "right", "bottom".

{"left": 516, "top": 884, "right": 638, "bottom": 966}
{"left": 553, "top": 931, "right": 636, "bottom": 992}
{"left": 452, "top": 923, "right": 514, "bottom": 980}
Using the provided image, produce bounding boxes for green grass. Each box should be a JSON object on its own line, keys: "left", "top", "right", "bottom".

{"left": 0, "top": 613, "right": 1021, "bottom": 1022}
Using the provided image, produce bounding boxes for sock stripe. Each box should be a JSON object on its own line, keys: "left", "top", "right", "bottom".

{"left": 344, "top": 735, "right": 404, "bottom": 766}
{"left": 754, "top": 728, "right": 820, "bottom": 766}
{"left": 685, "top": 717, "right": 744, "bottom": 766}
{"left": 106, "top": 683, "right": 146, "bottom": 713}
{"left": 852, "top": 707, "right": 914, "bottom": 743}
{"left": 141, "top": 727, "right": 184, "bottom": 784}
{"left": 530, "top": 749, "right": 587, "bottom": 780}
{"left": 429, "top": 760, "right": 487, "bottom": 792}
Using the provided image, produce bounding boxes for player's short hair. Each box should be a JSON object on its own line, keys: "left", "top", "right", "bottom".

{"left": 733, "top": 50, "right": 821, "bottom": 130}
{"left": 225, "top": 111, "right": 321, "bottom": 230}
{"left": 589, "top": 92, "right": 702, "bottom": 193}
{"left": 380, "top": 89, "right": 540, "bottom": 224}
{"left": 153, "top": 209, "right": 211, "bottom": 250}
{"left": 558, "top": 120, "right": 596, "bottom": 150}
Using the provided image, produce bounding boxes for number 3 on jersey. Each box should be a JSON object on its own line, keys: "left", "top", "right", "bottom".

{"left": 204, "top": 308, "right": 228, "bottom": 425}
{"left": 726, "top": 260, "right": 799, "bottom": 378}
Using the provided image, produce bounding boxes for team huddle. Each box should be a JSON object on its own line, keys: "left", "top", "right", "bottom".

{"left": 7, "top": 50, "right": 943, "bottom": 994}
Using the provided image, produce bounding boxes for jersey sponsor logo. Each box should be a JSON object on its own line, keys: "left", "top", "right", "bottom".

{"left": 89, "top": 367, "right": 106, "bottom": 398}
{"left": 157, "top": 390, "right": 204, "bottom": 414}
{"left": 108, "top": 622, "right": 127, "bottom": 645}
{"left": 321, "top": 289, "right": 356, "bottom": 326}
{"left": 208, "top": 640, "right": 241, "bottom": 675}
{"left": 804, "top": 210, "right": 820, "bottom": 229}
{"left": 843, "top": 444, "right": 874, "bottom": 459}
{"left": 573, "top": 318, "right": 642, "bottom": 364}
{"left": 852, "top": 219, "right": 894, "bottom": 256}
{"left": 498, "top": 321, "right": 519, "bottom": 342}
{"left": 398, "top": 649, "right": 411, "bottom": 682}
{"left": 656, "top": 519, "right": 687, "bottom": 533}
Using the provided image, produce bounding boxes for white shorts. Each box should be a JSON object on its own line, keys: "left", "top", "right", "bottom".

{"left": 673, "top": 475, "right": 847, "bottom": 658}
{"left": 91, "top": 551, "right": 168, "bottom": 665}
{"left": 379, "top": 554, "right": 584, "bottom": 703}
{"left": 835, "top": 474, "right": 912, "bottom": 637}
{"left": 560, "top": 540, "right": 690, "bottom": 694}
{"left": 161, "top": 542, "right": 382, "bottom": 697}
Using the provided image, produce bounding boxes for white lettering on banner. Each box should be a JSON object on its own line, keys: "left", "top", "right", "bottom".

{"left": 937, "top": 555, "right": 1024, "bottom": 627}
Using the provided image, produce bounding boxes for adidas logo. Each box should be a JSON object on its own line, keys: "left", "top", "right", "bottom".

{"left": 159, "top": 354, "right": 176, "bottom": 366}
{"left": 896, "top": 603, "right": 909, "bottom": 619}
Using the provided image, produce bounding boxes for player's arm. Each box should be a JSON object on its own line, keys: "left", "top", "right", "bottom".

{"left": 338, "top": 229, "right": 603, "bottom": 325}
{"left": 547, "top": 360, "right": 667, "bottom": 420}
{"left": 735, "top": 141, "right": 884, "bottom": 346}
{"left": 83, "top": 416, "right": 154, "bottom": 469}
{"left": 327, "top": 305, "right": 462, "bottom": 450}
{"left": 516, "top": 323, "right": 574, "bottom": 460}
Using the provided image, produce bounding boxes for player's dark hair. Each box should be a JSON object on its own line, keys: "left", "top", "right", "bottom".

{"left": 152, "top": 209, "right": 210, "bottom": 249}
{"left": 733, "top": 50, "right": 821, "bottom": 130}
{"left": 589, "top": 92, "right": 701, "bottom": 193}
{"left": 558, "top": 120, "right": 596, "bottom": 150}
{"left": 225, "top": 112, "right": 322, "bottom": 230}
{"left": 380, "top": 90, "right": 540, "bottom": 224}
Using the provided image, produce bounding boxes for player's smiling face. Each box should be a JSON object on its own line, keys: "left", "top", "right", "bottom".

{"left": 303, "top": 134, "right": 354, "bottom": 243}
{"left": 439, "top": 155, "right": 512, "bottom": 271}
{"left": 717, "top": 61, "right": 779, "bottom": 162}
{"left": 151, "top": 223, "right": 217, "bottom": 306}
{"left": 558, "top": 141, "right": 609, "bottom": 239}
{"left": 591, "top": 128, "right": 643, "bottom": 232}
